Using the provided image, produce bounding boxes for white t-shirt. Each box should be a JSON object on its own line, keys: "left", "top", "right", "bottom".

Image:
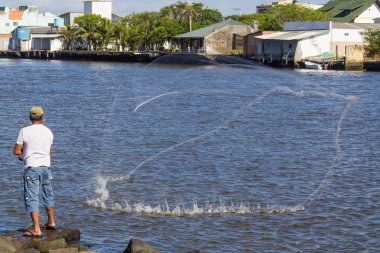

{"left": 16, "top": 124, "right": 54, "bottom": 168}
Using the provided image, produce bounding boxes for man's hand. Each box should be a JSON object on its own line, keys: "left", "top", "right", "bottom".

{"left": 13, "top": 144, "right": 23, "bottom": 156}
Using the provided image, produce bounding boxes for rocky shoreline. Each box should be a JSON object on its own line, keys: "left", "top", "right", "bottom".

{"left": 0, "top": 227, "right": 200, "bottom": 253}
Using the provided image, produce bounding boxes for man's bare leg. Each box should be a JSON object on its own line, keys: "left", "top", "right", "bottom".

{"left": 24, "top": 211, "right": 41, "bottom": 235}
{"left": 45, "top": 207, "right": 56, "bottom": 228}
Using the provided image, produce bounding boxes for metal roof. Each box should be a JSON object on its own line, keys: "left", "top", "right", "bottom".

{"left": 175, "top": 19, "right": 247, "bottom": 38}
{"left": 332, "top": 22, "right": 380, "bottom": 29}
{"left": 320, "top": 0, "right": 378, "bottom": 22}
{"left": 255, "top": 30, "right": 329, "bottom": 41}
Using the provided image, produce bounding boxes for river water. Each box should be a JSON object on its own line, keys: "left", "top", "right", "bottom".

{"left": 0, "top": 58, "right": 379, "bottom": 252}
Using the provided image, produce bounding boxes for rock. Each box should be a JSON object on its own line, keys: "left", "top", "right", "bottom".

{"left": 1, "top": 227, "right": 85, "bottom": 253}
{"left": 185, "top": 251, "right": 201, "bottom": 253}
{"left": 124, "top": 239, "right": 160, "bottom": 253}
{"left": 48, "top": 247, "right": 79, "bottom": 253}
{"left": 0, "top": 247, "right": 14, "bottom": 253}
{"left": 37, "top": 238, "right": 67, "bottom": 252}
{"left": 0, "top": 236, "right": 17, "bottom": 253}
{"left": 18, "top": 249, "right": 40, "bottom": 253}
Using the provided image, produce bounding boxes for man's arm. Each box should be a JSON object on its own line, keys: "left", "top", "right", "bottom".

{"left": 13, "top": 144, "right": 23, "bottom": 156}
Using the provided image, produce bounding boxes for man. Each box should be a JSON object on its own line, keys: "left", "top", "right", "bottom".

{"left": 13, "top": 106, "right": 56, "bottom": 237}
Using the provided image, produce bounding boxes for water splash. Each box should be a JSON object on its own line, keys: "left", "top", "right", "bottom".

{"left": 87, "top": 198, "right": 305, "bottom": 216}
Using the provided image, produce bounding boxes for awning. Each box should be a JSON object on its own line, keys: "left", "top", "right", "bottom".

{"left": 255, "top": 30, "right": 329, "bottom": 41}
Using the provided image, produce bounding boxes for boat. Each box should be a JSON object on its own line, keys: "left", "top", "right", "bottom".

{"left": 304, "top": 61, "right": 322, "bottom": 70}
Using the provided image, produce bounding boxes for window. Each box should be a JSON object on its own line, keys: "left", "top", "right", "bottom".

{"left": 345, "top": 33, "right": 349, "bottom": 36}
{"left": 13, "top": 22, "right": 18, "bottom": 26}
{"left": 5, "top": 23, "right": 9, "bottom": 26}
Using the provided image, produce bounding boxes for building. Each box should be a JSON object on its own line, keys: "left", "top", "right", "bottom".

{"left": 10, "top": 26, "right": 63, "bottom": 51}
{"left": 59, "top": 12, "right": 84, "bottom": 26}
{"left": 256, "top": 0, "right": 323, "bottom": 13}
{"left": 253, "top": 21, "right": 380, "bottom": 65}
{"left": 243, "top": 31, "right": 275, "bottom": 58}
{"left": 60, "top": 1, "right": 120, "bottom": 26}
{"left": 84, "top": 0, "right": 112, "bottom": 20}
{"left": 175, "top": 19, "right": 255, "bottom": 55}
{"left": 320, "top": 0, "right": 380, "bottom": 23}
{"left": 0, "top": 5, "right": 62, "bottom": 50}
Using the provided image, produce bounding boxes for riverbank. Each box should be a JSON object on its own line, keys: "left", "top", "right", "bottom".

{"left": 0, "top": 50, "right": 162, "bottom": 63}
{"left": 1, "top": 50, "right": 380, "bottom": 71}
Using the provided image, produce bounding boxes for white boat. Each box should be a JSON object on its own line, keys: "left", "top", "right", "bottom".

{"left": 304, "top": 61, "right": 322, "bottom": 70}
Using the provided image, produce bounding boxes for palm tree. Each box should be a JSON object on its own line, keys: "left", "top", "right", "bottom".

{"left": 113, "top": 18, "right": 128, "bottom": 51}
{"left": 61, "top": 24, "right": 80, "bottom": 50}
{"left": 75, "top": 14, "right": 103, "bottom": 50}
{"left": 97, "top": 18, "right": 113, "bottom": 51}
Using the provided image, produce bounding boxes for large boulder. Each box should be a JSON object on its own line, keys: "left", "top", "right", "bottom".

{"left": 123, "top": 239, "right": 160, "bottom": 253}
{"left": 2, "top": 227, "right": 81, "bottom": 252}
{"left": 0, "top": 236, "right": 18, "bottom": 252}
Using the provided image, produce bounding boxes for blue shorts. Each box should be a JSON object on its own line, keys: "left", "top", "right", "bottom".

{"left": 23, "top": 167, "right": 54, "bottom": 213}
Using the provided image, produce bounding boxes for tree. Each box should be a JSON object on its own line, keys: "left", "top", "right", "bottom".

{"left": 113, "top": 18, "right": 128, "bottom": 51}
{"left": 362, "top": 29, "right": 380, "bottom": 56}
{"left": 97, "top": 18, "right": 114, "bottom": 51}
{"left": 61, "top": 24, "right": 81, "bottom": 50}
{"left": 74, "top": 14, "right": 104, "bottom": 50}
{"left": 261, "top": 4, "right": 330, "bottom": 31}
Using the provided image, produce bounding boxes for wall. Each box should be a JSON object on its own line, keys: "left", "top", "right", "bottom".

{"left": 354, "top": 3, "right": 380, "bottom": 23}
{"left": 60, "top": 12, "right": 84, "bottom": 26}
{"left": 205, "top": 25, "right": 254, "bottom": 55}
{"left": 0, "top": 6, "right": 57, "bottom": 34}
{"left": 244, "top": 31, "right": 274, "bottom": 57}
{"left": 295, "top": 32, "right": 331, "bottom": 61}
{"left": 84, "top": 1, "right": 112, "bottom": 20}
{"left": 345, "top": 45, "right": 364, "bottom": 70}
{"left": 331, "top": 29, "right": 365, "bottom": 57}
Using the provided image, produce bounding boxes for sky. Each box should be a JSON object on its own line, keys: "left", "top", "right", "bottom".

{"left": 0, "top": 0, "right": 329, "bottom": 16}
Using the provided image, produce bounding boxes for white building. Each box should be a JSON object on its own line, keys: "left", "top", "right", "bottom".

{"left": 0, "top": 5, "right": 63, "bottom": 50}
{"left": 255, "top": 21, "right": 380, "bottom": 63}
{"left": 84, "top": 0, "right": 112, "bottom": 20}
{"left": 320, "top": 0, "right": 380, "bottom": 24}
{"left": 10, "top": 26, "right": 64, "bottom": 51}
{"left": 59, "top": 12, "right": 84, "bottom": 26}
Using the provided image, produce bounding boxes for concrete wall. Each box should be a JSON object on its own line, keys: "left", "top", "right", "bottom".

{"left": 295, "top": 33, "right": 331, "bottom": 61}
{"left": 60, "top": 12, "right": 84, "bottom": 26}
{"left": 84, "top": 1, "right": 112, "bottom": 20}
{"left": 345, "top": 45, "right": 364, "bottom": 70}
{"left": 244, "top": 31, "right": 273, "bottom": 57}
{"left": 331, "top": 28, "right": 365, "bottom": 57}
{"left": 205, "top": 25, "right": 254, "bottom": 55}
{"left": 0, "top": 38, "right": 9, "bottom": 50}
{"left": 354, "top": 3, "right": 380, "bottom": 23}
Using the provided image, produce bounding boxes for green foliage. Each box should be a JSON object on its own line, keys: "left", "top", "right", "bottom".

{"left": 227, "top": 14, "right": 266, "bottom": 29}
{"left": 60, "top": 2, "right": 332, "bottom": 51}
{"left": 125, "top": 1, "right": 222, "bottom": 50}
{"left": 75, "top": 14, "right": 104, "bottom": 50}
{"left": 261, "top": 4, "right": 330, "bottom": 31}
{"left": 362, "top": 29, "right": 380, "bottom": 56}
{"left": 60, "top": 24, "right": 81, "bottom": 50}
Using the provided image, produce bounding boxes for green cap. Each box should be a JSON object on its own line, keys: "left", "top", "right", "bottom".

{"left": 30, "top": 106, "right": 44, "bottom": 119}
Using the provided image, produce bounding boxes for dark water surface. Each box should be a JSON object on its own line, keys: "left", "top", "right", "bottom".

{"left": 0, "top": 59, "right": 379, "bottom": 252}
